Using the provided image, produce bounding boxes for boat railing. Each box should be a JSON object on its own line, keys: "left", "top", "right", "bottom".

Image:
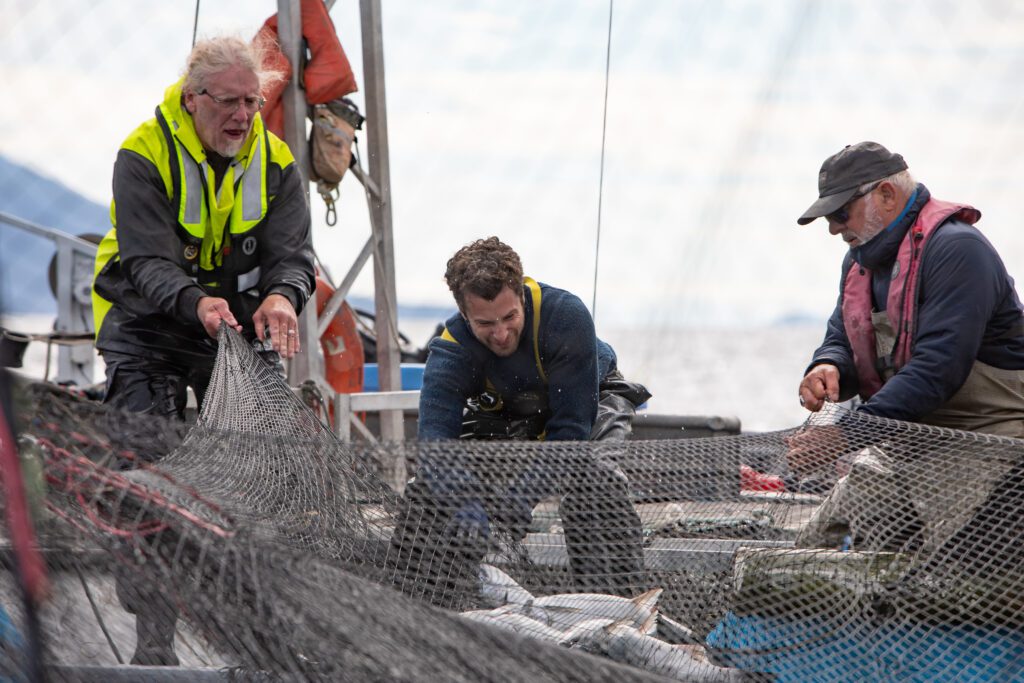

{"left": 0, "top": 210, "right": 98, "bottom": 387}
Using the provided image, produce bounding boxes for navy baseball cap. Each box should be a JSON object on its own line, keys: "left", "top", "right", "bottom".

{"left": 797, "top": 142, "right": 908, "bottom": 225}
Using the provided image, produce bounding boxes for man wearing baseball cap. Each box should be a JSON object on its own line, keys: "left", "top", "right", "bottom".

{"left": 794, "top": 141, "right": 1024, "bottom": 438}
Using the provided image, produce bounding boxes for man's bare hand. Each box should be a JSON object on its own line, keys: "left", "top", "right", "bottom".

{"left": 785, "top": 424, "right": 847, "bottom": 478}
{"left": 253, "top": 293, "right": 300, "bottom": 359}
{"left": 197, "top": 297, "right": 242, "bottom": 338}
{"left": 798, "top": 364, "right": 840, "bottom": 412}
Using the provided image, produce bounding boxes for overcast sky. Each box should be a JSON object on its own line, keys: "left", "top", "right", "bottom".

{"left": 4, "top": 0, "right": 1024, "bottom": 336}
{"left": 6, "top": 0, "right": 1024, "bottom": 428}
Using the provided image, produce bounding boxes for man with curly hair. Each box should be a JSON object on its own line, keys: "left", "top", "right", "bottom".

{"left": 391, "top": 237, "right": 650, "bottom": 603}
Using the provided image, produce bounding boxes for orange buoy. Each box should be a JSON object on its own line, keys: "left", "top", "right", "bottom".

{"left": 314, "top": 277, "right": 364, "bottom": 395}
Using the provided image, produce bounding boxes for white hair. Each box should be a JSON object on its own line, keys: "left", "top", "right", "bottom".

{"left": 859, "top": 169, "right": 916, "bottom": 195}
{"left": 183, "top": 34, "right": 285, "bottom": 95}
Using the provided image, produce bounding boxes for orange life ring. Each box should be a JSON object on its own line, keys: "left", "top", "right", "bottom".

{"left": 314, "top": 276, "right": 364, "bottom": 395}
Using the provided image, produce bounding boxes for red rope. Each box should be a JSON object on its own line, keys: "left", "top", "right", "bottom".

{"left": 0, "top": 410, "right": 49, "bottom": 602}
{"left": 38, "top": 437, "right": 236, "bottom": 540}
{"left": 73, "top": 490, "right": 169, "bottom": 538}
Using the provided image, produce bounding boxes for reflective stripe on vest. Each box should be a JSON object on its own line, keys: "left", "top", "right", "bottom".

{"left": 172, "top": 126, "right": 269, "bottom": 270}
{"left": 842, "top": 198, "right": 981, "bottom": 399}
{"left": 237, "top": 266, "right": 261, "bottom": 293}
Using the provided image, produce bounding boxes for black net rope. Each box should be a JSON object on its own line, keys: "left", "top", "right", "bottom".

{"left": 3, "top": 327, "right": 1024, "bottom": 681}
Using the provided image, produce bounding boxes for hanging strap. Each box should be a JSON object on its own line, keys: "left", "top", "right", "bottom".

{"left": 523, "top": 277, "right": 546, "bottom": 384}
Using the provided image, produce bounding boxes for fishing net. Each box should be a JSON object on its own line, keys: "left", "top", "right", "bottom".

{"left": 2, "top": 326, "right": 1024, "bottom": 682}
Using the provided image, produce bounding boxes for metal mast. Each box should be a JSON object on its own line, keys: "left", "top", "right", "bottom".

{"left": 277, "top": 0, "right": 404, "bottom": 447}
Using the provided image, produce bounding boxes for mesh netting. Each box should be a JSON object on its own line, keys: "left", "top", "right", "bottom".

{"left": 3, "top": 327, "right": 1024, "bottom": 682}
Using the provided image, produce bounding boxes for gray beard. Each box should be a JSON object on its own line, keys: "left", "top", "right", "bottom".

{"left": 858, "top": 199, "right": 887, "bottom": 245}
{"left": 216, "top": 140, "right": 244, "bottom": 158}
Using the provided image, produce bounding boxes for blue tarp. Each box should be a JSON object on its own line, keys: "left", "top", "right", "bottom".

{"left": 707, "top": 611, "right": 1024, "bottom": 682}
{"left": 0, "top": 603, "right": 24, "bottom": 675}
{"left": 362, "top": 363, "right": 425, "bottom": 392}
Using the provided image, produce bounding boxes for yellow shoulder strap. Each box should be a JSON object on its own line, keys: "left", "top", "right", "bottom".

{"left": 523, "top": 277, "right": 547, "bottom": 383}
{"left": 441, "top": 279, "right": 546, "bottom": 383}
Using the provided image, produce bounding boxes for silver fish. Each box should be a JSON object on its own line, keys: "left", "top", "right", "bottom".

{"left": 564, "top": 619, "right": 747, "bottom": 682}
{"left": 656, "top": 612, "right": 702, "bottom": 646}
{"left": 558, "top": 617, "right": 617, "bottom": 646}
{"left": 459, "top": 606, "right": 563, "bottom": 643}
{"left": 477, "top": 563, "right": 534, "bottom": 608}
{"left": 520, "top": 587, "right": 663, "bottom": 634}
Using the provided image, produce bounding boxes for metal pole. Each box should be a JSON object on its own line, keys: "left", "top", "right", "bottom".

{"left": 277, "top": 0, "right": 309, "bottom": 183}
{"left": 360, "top": 0, "right": 404, "bottom": 458}
{"left": 0, "top": 212, "right": 97, "bottom": 386}
{"left": 317, "top": 236, "right": 373, "bottom": 339}
{"left": 277, "top": 0, "right": 322, "bottom": 387}
{"left": 313, "top": 157, "right": 385, "bottom": 338}
{"left": 55, "top": 241, "right": 79, "bottom": 384}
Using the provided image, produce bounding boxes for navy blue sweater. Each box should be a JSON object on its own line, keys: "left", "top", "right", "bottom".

{"left": 418, "top": 281, "right": 616, "bottom": 441}
{"left": 810, "top": 185, "right": 1024, "bottom": 422}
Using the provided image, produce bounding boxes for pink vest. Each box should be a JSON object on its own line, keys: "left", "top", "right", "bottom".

{"left": 841, "top": 198, "right": 981, "bottom": 399}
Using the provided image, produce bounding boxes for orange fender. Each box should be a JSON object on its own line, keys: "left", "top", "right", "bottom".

{"left": 315, "top": 277, "right": 364, "bottom": 395}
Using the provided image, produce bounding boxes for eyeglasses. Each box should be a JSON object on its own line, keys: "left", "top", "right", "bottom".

{"left": 826, "top": 181, "right": 882, "bottom": 224}
{"left": 197, "top": 89, "right": 265, "bottom": 114}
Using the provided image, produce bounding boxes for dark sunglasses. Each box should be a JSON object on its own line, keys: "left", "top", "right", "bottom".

{"left": 826, "top": 181, "right": 882, "bottom": 224}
